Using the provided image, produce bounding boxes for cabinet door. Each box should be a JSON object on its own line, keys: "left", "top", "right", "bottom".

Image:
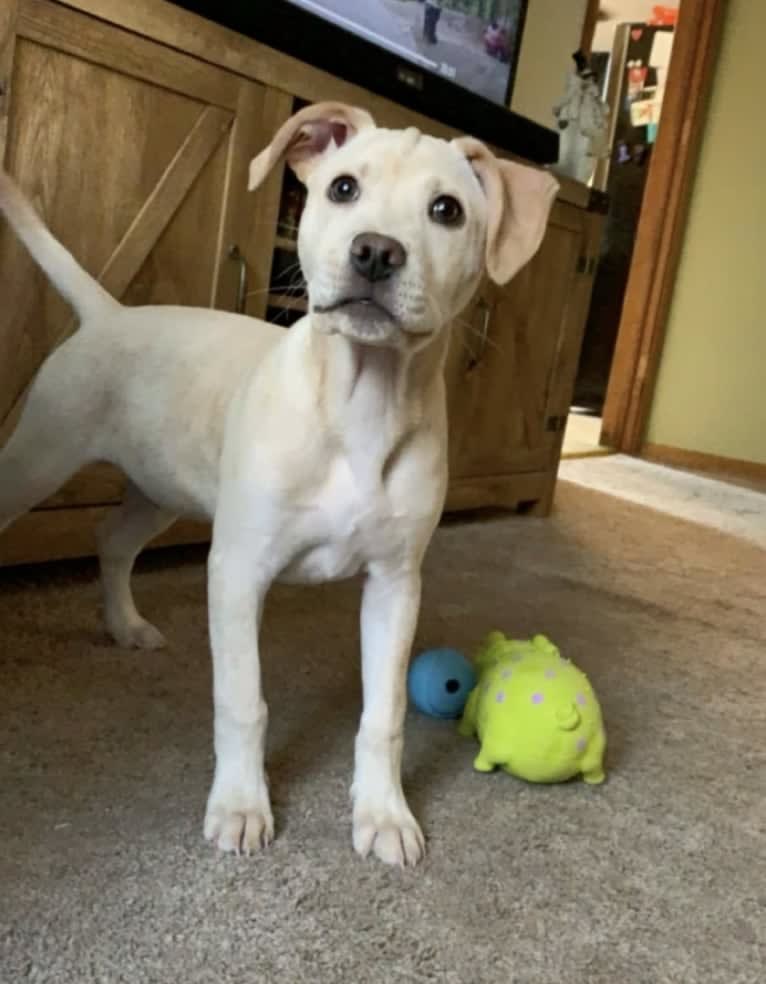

{"left": 0, "top": 0, "right": 290, "bottom": 505}
{"left": 445, "top": 201, "right": 592, "bottom": 483}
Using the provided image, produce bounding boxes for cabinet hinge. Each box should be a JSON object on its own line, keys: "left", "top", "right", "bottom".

{"left": 577, "top": 255, "right": 597, "bottom": 276}
{"left": 545, "top": 415, "right": 567, "bottom": 433}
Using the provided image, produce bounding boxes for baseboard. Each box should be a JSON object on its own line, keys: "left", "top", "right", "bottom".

{"left": 444, "top": 471, "right": 551, "bottom": 515}
{"left": 641, "top": 443, "right": 766, "bottom": 484}
{"left": 560, "top": 447, "right": 614, "bottom": 461}
{"left": 0, "top": 509, "right": 210, "bottom": 568}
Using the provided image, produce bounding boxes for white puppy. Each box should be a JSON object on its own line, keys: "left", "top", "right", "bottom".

{"left": 0, "top": 103, "right": 557, "bottom": 865}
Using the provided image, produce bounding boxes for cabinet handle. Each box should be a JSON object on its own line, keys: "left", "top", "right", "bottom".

{"left": 467, "top": 298, "right": 491, "bottom": 372}
{"left": 228, "top": 244, "right": 248, "bottom": 314}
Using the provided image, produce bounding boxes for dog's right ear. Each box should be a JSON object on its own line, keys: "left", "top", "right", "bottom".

{"left": 248, "top": 102, "right": 376, "bottom": 191}
{"left": 452, "top": 137, "right": 558, "bottom": 285}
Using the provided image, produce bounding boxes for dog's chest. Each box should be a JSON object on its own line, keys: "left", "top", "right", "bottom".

{"left": 277, "top": 455, "right": 402, "bottom": 584}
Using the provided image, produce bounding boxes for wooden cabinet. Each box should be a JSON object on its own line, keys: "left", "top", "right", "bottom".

{"left": 444, "top": 200, "right": 600, "bottom": 513}
{"left": 0, "top": 0, "right": 602, "bottom": 565}
{"left": 0, "top": 0, "right": 291, "bottom": 507}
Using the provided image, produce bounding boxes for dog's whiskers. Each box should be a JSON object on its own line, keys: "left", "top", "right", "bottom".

{"left": 246, "top": 259, "right": 306, "bottom": 303}
{"left": 453, "top": 317, "right": 504, "bottom": 358}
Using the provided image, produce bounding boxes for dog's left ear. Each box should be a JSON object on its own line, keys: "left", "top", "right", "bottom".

{"left": 249, "top": 102, "right": 376, "bottom": 191}
{"left": 452, "top": 137, "right": 559, "bottom": 285}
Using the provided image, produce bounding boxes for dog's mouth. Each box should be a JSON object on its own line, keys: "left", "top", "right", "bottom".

{"left": 313, "top": 296, "right": 398, "bottom": 324}
{"left": 311, "top": 294, "right": 435, "bottom": 348}
{"left": 311, "top": 295, "right": 404, "bottom": 346}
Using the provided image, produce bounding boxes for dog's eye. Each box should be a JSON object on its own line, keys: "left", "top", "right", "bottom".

{"left": 328, "top": 175, "right": 360, "bottom": 203}
{"left": 429, "top": 195, "right": 464, "bottom": 226}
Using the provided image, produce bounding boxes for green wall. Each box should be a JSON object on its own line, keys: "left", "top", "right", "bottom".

{"left": 646, "top": 0, "right": 766, "bottom": 464}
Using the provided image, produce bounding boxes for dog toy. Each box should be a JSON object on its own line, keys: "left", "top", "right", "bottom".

{"left": 458, "top": 632, "right": 606, "bottom": 784}
{"left": 408, "top": 648, "right": 477, "bottom": 720}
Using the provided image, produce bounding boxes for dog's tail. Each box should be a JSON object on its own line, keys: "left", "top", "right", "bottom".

{"left": 0, "top": 170, "right": 117, "bottom": 322}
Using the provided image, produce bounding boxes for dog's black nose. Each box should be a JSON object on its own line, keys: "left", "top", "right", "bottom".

{"left": 350, "top": 233, "right": 407, "bottom": 283}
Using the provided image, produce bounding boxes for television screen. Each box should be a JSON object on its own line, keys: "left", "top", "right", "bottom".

{"left": 168, "top": 0, "right": 556, "bottom": 162}
{"left": 286, "top": 0, "right": 527, "bottom": 107}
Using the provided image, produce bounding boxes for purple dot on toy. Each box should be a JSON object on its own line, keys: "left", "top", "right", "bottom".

{"left": 576, "top": 738, "right": 587, "bottom": 752}
{"left": 495, "top": 691, "right": 506, "bottom": 704}
{"left": 544, "top": 668, "right": 556, "bottom": 679}
{"left": 531, "top": 692, "right": 544, "bottom": 705}
{"left": 576, "top": 693, "right": 587, "bottom": 707}
{"left": 501, "top": 669, "right": 512, "bottom": 680}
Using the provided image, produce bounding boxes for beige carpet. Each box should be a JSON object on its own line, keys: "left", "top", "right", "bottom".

{"left": 561, "top": 454, "right": 766, "bottom": 548}
{"left": 1, "top": 481, "right": 764, "bottom": 984}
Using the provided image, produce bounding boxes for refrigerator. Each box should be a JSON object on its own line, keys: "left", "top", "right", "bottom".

{"left": 573, "top": 23, "right": 674, "bottom": 412}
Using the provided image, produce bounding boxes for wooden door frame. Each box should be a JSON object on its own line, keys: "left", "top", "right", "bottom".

{"left": 579, "top": 0, "right": 601, "bottom": 56}
{"left": 598, "top": 0, "right": 727, "bottom": 453}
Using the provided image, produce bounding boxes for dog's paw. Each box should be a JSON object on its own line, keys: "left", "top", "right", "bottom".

{"left": 352, "top": 801, "right": 425, "bottom": 868}
{"left": 108, "top": 616, "right": 167, "bottom": 651}
{"left": 204, "top": 789, "right": 274, "bottom": 856}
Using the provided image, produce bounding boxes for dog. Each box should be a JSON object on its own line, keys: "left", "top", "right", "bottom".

{"left": 0, "top": 102, "right": 557, "bottom": 866}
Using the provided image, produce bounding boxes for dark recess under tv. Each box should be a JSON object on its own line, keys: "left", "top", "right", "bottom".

{"left": 169, "top": 1, "right": 559, "bottom": 166}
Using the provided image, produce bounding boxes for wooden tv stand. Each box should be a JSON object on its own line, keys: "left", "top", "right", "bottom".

{"left": 0, "top": 0, "right": 605, "bottom": 566}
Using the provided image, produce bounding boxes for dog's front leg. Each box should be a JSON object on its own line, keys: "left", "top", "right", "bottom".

{"left": 352, "top": 565, "right": 425, "bottom": 867}
{"left": 204, "top": 535, "right": 274, "bottom": 855}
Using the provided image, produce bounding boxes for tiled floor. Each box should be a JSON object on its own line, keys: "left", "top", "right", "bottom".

{"left": 561, "top": 411, "right": 613, "bottom": 459}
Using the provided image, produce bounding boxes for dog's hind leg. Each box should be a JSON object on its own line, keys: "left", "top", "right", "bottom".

{"left": 96, "top": 482, "right": 177, "bottom": 650}
{"left": 0, "top": 354, "right": 94, "bottom": 542}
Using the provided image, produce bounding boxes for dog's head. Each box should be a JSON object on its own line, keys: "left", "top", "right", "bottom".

{"left": 249, "top": 103, "right": 558, "bottom": 350}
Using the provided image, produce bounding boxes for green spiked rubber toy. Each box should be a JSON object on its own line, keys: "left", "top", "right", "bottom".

{"left": 458, "top": 632, "right": 606, "bottom": 784}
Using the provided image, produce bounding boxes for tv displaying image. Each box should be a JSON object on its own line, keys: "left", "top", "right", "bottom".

{"left": 287, "top": 0, "right": 527, "bottom": 107}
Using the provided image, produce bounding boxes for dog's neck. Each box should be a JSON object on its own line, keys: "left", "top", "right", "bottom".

{"left": 313, "top": 325, "right": 449, "bottom": 488}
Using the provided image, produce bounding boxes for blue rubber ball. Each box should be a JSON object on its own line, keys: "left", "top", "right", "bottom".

{"left": 408, "top": 648, "right": 477, "bottom": 719}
